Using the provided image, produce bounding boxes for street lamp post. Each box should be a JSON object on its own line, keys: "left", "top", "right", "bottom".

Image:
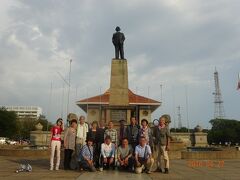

{"left": 67, "top": 59, "right": 72, "bottom": 115}
{"left": 57, "top": 59, "right": 72, "bottom": 126}
{"left": 67, "top": 59, "right": 72, "bottom": 125}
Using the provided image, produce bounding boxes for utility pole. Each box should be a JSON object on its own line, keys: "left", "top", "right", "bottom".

{"left": 56, "top": 59, "right": 72, "bottom": 126}
{"left": 99, "top": 86, "right": 102, "bottom": 121}
{"left": 177, "top": 105, "right": 182, "bottom": 129}
{"left": 160, "top": 84, "right": 163, "bottom": 102}
{"left": 67, "top": 59, "right": 72, "bottom": 123}
{"left": 61, "top": 84, "right": 64, "bottom": 118}
{"left": 185, "top": 86, "right": 190, "bottom": 132}
{"left": 46, "top": 82, "right": 53, "bottom": 143}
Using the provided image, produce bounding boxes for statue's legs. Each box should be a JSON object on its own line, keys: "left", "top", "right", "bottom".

{"left": 115, "top": 46, "right": 120, "bottom": 59}
{"left": 119, "top": 44, "right": 124, "bottom": 59}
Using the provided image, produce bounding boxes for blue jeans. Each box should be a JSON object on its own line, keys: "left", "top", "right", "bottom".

{"left": 79, "top": 160, "right": 96, "bottom": 172}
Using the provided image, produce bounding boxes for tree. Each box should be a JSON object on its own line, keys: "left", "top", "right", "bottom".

{"left": 15, "top": 115, "right": 53, "bottom": 140}
{"left": 0, "top": 107, "right": 17, "bottom": 138}
{"left": 208, "top": 119, "right": 240, "bottom": 144}
{"left": 0, "top": 107, "right": 54, "bottom": 140}
{"left": 170, "top": 127, "right": 192, "bottom": 133}
{"left": 16, "top": 118, "right": 36, "bottom": 139}
{"left": 37, "top": 115, "right": 53, "bottom": 131}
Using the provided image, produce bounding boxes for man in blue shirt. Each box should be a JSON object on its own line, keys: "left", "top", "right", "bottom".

{"left": 135, "top": 136, "right": 154, "bottom": 174}
{"left": 78, "top": 137, "right": 96, "bottom": 172}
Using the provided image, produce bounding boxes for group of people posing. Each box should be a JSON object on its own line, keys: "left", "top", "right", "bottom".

{"left": 49, "top": 115, "right": 171, "bottom": 174}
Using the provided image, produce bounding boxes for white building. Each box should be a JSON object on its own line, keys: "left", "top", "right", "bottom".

{"left": 4, "top": 106, "right": 43, "bottom": 119}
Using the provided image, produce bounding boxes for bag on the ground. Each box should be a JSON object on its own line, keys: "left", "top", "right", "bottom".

{"left": 15, "top": 164, "right": 32, "bottom": 173}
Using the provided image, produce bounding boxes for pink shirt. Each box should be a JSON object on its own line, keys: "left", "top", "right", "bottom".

{"left": 51, "top": 126, "right": 63, "bottom": 141}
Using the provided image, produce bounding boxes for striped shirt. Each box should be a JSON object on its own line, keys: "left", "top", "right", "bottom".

{"left": 80, "top": 144, "right": 93, "bottom": 161}
{"left": 104, "top": 128, "right": 118, "bottom": 145}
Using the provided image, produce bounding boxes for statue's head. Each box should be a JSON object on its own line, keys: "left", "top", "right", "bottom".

{"left": 115, "top": 26, "right": 121, "bottom": 32}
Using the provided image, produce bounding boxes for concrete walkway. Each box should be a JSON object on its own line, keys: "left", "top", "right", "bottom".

{"left": 77, "top": 171, "right": 151, "bottom": 180}
{"left": 149, "top": 159, "right": 240, "bottom": 180}
{"left": 0, "top": 156, "right": 239, "bottom": 180}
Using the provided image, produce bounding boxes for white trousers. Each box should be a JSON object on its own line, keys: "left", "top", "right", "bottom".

{"left": 50, "top": 140, "right": 61, "bottom": 168}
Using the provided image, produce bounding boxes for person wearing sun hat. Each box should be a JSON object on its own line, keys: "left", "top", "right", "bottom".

{"left": 153, "top": 114, "right": 171, "bottom": 174}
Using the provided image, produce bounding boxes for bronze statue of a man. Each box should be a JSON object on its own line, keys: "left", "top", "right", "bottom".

{"left": 112, "top": 26, "right": 125, "bottom": 59}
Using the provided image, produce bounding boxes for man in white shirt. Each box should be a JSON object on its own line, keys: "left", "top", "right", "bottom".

{"left": 135, "top": 136, "right": 154, "bottom": 174}
{"left": 76, "top": 116, "right": 89, "bottom": 156}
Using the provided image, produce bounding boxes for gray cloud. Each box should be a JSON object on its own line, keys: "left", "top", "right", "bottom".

{"left": 0, "top": 0, "right": 240, "bottom": 128}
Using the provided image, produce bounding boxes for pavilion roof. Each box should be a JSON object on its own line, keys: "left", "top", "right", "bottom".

{"left": 76, "top": 89, "right": 160, "bottom": 105}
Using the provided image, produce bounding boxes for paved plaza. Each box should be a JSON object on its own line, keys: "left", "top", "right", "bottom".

{"left": 0, "top": 156, "right": 240, "bottom": 180}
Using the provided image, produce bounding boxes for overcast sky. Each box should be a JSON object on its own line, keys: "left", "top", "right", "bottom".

{"left": 0, "top": 0, "right": 239, "bottom": 129}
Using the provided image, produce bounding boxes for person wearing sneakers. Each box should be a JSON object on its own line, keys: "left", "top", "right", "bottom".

{"left": 49, "top": 118, "right": 64, "bottom": 171}
{"left": 99, "top": 136, "right": 116, "bottom": 171}
{"left": 134, "top": 136, "right": 154, "bottom": 174}
{"left": 153, "top": 114, "right": 171, "bottom": 174}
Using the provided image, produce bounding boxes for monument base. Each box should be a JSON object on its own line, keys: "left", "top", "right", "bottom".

{"left": 109, "top": 59, "right": 129, "bottom": 106}
{"left": 76, "top": 58, "right": 161, "bottom": 125}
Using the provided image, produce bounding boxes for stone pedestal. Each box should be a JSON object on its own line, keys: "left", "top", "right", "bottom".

{"left": 30, "top": 131, "right": 64, "bottom": 146}
{"left": 109, "top": 59, "right": 129, "bottom": 106}
{"left": 194, "top": 132, "right": 208, "bottom": 147}
{"left": 30, "top": 131, "right": 51, "bottom": 146}
{"left": 171, "top": 132, "right": 192, "bottom": 147}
